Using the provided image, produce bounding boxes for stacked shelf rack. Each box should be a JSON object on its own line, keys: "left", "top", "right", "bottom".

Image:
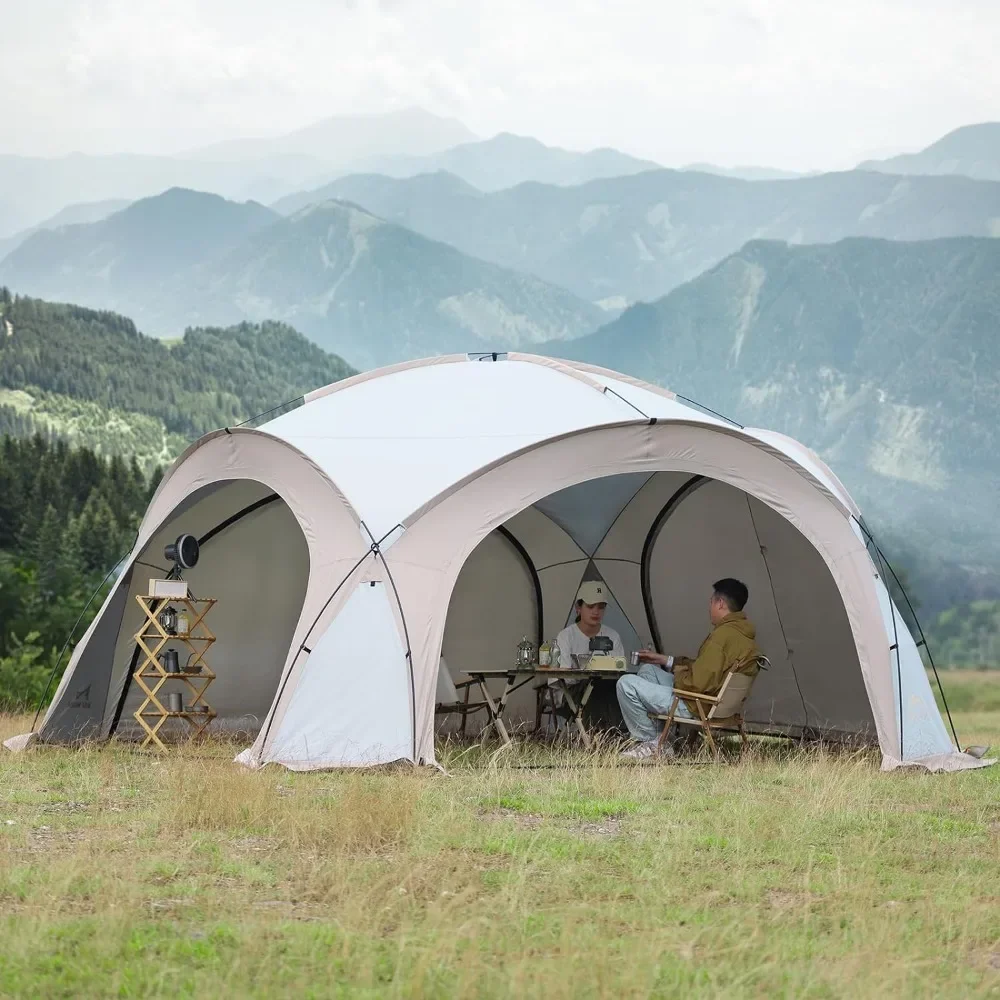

{"left": 132, "top": 595, "right": 217, "bottom": 751}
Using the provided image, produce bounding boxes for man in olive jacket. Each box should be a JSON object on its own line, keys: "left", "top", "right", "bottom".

{"left": 617, "top": 578, "right": 761, "bottom": 758}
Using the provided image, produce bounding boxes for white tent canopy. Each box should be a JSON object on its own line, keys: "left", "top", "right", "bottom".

{"left": 6, "top": 353, "right": 987, "bottom": 772}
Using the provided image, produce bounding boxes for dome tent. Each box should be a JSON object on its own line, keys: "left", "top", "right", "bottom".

{"left": 5, "top": 353, "right": 987, "bottom": 773}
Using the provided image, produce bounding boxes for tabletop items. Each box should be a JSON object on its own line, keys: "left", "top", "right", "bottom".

{"left": 514, "top": 635, "right": 625, "bottom": 672}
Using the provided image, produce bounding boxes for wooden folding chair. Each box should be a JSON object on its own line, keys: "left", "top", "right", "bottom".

{"left": 435, "top": 678, "right": 489, "bottom": 736}
{"left": 533, "top": 682, "right": 559, "bottom": 736}
{"left": 434, "top": 658, "right": 489, "bottom": 737}
{"left": 648, "top": 655, "right": 770, "bottom": 760}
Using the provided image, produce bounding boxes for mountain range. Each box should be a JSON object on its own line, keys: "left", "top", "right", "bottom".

{"left": 344, "top": 132, "right": 661, "bottom": 192}
{"left": 5, "top": 113, "right": 999, "bottom": 244}
{"left": 185, "top": 107, "right": 476, "bottom": 165}
{"left": 2, "top": 111, "right": 999, "bottom": 618}
{"left": 680, "top": 163, "right": 809, "bottom": 181}
{"left": 546, "top": 236, "right": 1000, "bottom": 612}
{"left": 0, "top": 189, "right": 603, "bottom": 369}
{"left": 292, "top": 168, "right": 1000, "bottom": 305}
{"left": 0, "top": 190, "right": 276, "bottom": 306}
{"left": 860, "top": 123, "right": 1000, "bottom": 182}
{"left": 0, "top": 198, "right": 130, "bottom": 261}
{"left": 0, "top": 109, "right": 475, "bottom": 239}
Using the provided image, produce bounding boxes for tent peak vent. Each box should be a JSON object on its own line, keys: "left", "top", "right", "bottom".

{"left": 467, "top": 352, "right": 509, "bottom": 362}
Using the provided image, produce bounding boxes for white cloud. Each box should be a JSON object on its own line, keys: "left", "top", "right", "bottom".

{"left": 0, "top": 0, "right": 997, "bottom": 168}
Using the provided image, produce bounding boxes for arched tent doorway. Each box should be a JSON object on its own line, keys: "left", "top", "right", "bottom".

{"left": 106, "top": 482, "right": 311, "bottom": 739}
{"left": 389, "top": 418, "right": 907, "bottom": 765}
{"left": 438, "top": 470, "right": 875, "bottom": 742}
{"left": 19, "top": 429, "right": 372, "bottom": 751}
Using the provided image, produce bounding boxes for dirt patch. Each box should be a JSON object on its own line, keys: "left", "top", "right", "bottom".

{"left": 569, "top": 819, "right": 622, "bottom": 837}
{"left": 40, "top": 801, "right": 92, "bottom": 815}
{"left": 23, "top": 826, "right": 89, "bottom": 854}
{"left": 766, "top": 889, "right": 815, "bottom": 910}
{"left": 148, "top": 898, "right": 196, "bottom": 913}
{"left": 481, "top": 809, "right": 622, "bottom": 838}
{"left": 250, "top": 899, "right": 325, "bottom": 921}
{"left": 231, "top": 835, "right": 277, "bottom": 852}
{"left": 483, "top": 808, "right": 545, "bottom": 829}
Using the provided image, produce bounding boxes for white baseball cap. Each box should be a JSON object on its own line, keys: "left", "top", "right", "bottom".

{"left": 576, "top": 581, "right": 609, "bottom": 606}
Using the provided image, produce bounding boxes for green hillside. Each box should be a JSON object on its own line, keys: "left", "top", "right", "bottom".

{"left": 0, "top": 434, "right": 159, "bottom": 707}
{"left": 0, "top": 289, "right": 356, "bottom": 469}
{"left": 548, "top": 236, "right": 1000, "bottom": 616}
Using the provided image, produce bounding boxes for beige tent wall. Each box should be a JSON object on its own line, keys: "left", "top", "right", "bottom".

{"left": 744, "top": 496, "right": 873, "bottom": 737}
{"left": 441, "top": 530, "right": 537, "bottom": 731}
{"left": 645, "top": 479, "right": 873, "bottom": 738}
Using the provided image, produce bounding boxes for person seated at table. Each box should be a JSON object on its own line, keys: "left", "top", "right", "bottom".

{"left": 555, "top": 581, "right": 624, "bottom": 669}
{"left": 545, "top": 581, "right": 625, "bottom": 725}
{"left": 616, "top": 578, "right": 760, "bottom": 759}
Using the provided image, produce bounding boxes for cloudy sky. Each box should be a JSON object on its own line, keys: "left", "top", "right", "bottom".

{"left": 3, "top": 0, "right": 998, "bottom": 169}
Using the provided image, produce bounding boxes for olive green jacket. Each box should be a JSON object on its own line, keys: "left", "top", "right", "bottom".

{"left": 673, "top": 612, "right": 761, "bottom": 705}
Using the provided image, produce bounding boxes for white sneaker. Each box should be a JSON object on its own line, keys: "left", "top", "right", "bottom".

{"left": 620, "top": 740, "right": 669, "bottom": 760}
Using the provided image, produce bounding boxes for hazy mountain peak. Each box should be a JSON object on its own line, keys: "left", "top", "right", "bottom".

{"left": 186, "top": 107, "right": 477, "bottom": 167}
{"left": 682, "top": 162, "right": 809, "bottom": 181}
{"left": 287, "top": 197, "right": 383, "bottom": 227}
{"left": 916, "top": 122, "right": 1000, "bottom": 156}
{"left": 271, "top": 169, "right": 482, "bottom": 218}
{"left": 859, "top": 122, "right": 1000, "bottom": 181}
{"left": 0, "top": 198, "right": 131, "bottom": 264}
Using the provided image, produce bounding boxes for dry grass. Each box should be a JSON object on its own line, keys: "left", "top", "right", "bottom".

{"left": 1, "top": 687, "right": 999, "bottom": 998}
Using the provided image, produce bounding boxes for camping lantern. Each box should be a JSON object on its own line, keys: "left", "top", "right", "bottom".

{"left": 516, "top": 635, "right": 536, "bottom": 668}
{"left": 157, "top": 606, "right": 178, "bottom": 635}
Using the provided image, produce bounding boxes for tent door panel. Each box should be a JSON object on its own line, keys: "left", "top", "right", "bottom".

{"left": 748, "top": 498, "right": 874, "bottom": 737}
{"left": 269, "top": 581, "right": 413, "bottom": 767}
{"left": 40, "top": 566, "right": 134, "bottom": 742}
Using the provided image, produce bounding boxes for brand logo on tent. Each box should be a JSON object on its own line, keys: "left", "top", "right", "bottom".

{"left": 70, "top": 684, "right": 91, "bottom": 709}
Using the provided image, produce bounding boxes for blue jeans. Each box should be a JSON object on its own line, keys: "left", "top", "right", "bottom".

{"left": 616, "top": 663, "right": 692, "bottom": 742}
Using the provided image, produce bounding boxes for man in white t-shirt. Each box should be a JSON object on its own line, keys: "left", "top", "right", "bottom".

{"left": 555, "top": 581, "right": 624, "bottom": 669}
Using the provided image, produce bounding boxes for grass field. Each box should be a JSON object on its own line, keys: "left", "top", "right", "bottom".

{"left": 1, "top": 672, "right": 999, "bottom": 998}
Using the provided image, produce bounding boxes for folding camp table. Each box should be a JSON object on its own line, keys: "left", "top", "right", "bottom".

{"left": 467, "top": 666, "right": 627, "bottom": 748}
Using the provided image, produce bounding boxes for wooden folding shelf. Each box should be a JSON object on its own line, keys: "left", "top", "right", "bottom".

{"left": 132, "top": 595, "right": 218, "bottom": 751}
